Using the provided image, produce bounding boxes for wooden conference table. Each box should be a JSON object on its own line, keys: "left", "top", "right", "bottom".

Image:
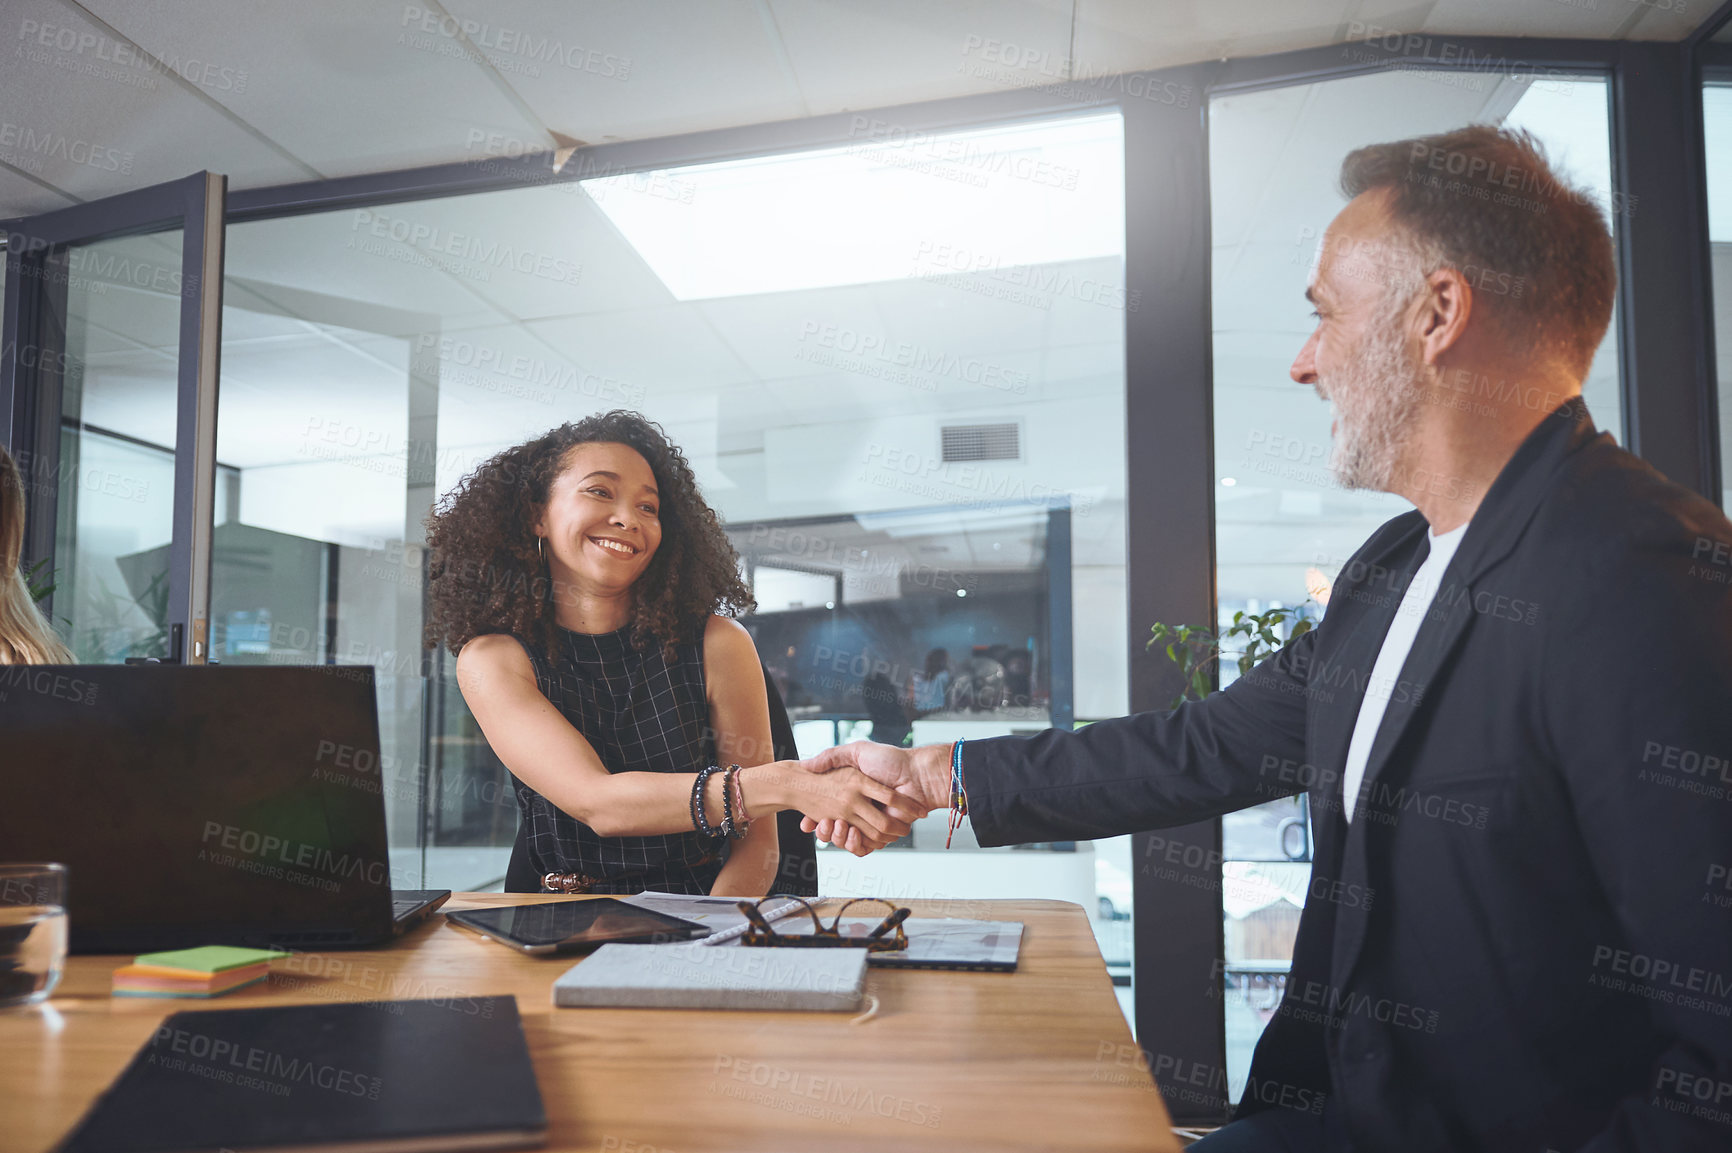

{"left": 0, "top": 894, "right": 1179, "bottom": 1153}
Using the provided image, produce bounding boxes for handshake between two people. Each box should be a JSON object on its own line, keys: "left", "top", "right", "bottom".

{"left": 779, "top": 741, "right": 957, "bottom": 857}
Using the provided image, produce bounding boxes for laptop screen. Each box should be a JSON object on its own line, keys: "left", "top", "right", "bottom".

{"left": 0, "top": 665, "right": 398, "bottom": 952}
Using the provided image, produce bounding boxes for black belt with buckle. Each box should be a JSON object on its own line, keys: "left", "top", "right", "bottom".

{"left": 541, "top": 872, "right": 598, "bottom": 893}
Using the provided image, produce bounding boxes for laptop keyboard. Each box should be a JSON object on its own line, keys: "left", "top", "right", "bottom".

{"left": 392, "top": 890, "right": 449, "bottom": 921}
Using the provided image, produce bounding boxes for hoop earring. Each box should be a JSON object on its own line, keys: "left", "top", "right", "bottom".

{"left": 536, "top": 536, "right": 545, "bottom": 560}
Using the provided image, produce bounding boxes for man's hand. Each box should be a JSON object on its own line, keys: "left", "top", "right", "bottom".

{"left": 798, "top": 741, "right": 953, "bottom": 854}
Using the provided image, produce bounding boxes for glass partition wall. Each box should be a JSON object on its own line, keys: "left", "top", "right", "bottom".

{"left": 53, "top": 233, "right": 185, "bottom": 662}
{"left": 1707, "top": 81, "right": 1732, "bottom": 513}
{"left": 208, "top": 112, "right": 1133, "bottom": 1008}
{"left": 1207, "top": 71, "right": 1623, "bottom": 1101}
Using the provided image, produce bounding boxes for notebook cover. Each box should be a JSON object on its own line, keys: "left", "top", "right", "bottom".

{"left": 130, "top": 946, "right": 286, "bottom": 974}
{"left": 553, "top": 943, "right": 866, "bottom": 1011}
{"left": 52, "top": 997, "right": 547, "bottom": 1153}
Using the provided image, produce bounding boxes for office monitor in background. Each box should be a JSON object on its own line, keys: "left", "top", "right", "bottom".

{"left": 0, "top": 665, "right": 449, "bottom": 953}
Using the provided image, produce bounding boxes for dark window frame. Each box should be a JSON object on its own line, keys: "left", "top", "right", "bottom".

{"left": 3, "top": 7, "right": 1730, "bottom": 1124}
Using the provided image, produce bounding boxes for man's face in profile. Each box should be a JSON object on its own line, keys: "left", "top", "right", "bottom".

{"left": 1290, "top": 190, "right": 1428, "bottom": 493}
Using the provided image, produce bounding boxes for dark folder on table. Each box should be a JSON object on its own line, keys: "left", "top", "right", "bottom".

{"left": 53, "top": 997, "right": 546, "bottom": 1153}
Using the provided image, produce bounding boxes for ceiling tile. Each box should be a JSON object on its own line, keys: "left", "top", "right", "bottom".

{"left": 440, "top": 0, "right": 806, "bottom": 145}
{"left": 769, "top": 0, "right": 1073, "bottom": 114}
{"left": 79, "top": 0, "right": 549, "bottom": 181}
{"left": 4, "top": 0, "right": 313, "bottom": 202}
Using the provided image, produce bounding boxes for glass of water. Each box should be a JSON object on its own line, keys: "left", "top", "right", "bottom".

{"left": 0, "top": 863, "right": 68, "bottom": 1009}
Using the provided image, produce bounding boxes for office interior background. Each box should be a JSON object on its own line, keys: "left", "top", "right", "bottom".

{"left": 3, "top": 0, "right": 1730, "bottom": 1119}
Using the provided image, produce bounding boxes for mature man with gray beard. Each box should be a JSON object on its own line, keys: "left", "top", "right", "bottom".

{"left": 802, "top": 126, "right": 1732, "bottom": 1151}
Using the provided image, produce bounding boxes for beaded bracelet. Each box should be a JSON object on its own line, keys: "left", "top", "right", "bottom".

{"left": 690, "top": 764, "right": 724, "bottom": 837}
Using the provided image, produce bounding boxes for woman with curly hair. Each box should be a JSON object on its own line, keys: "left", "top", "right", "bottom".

{"left": 425, "top": 411, "right": 912, "bottom": 897}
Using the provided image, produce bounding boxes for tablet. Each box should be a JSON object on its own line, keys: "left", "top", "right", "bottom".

{"left": 445, "top": 898, "right": 711, "bottom": 955}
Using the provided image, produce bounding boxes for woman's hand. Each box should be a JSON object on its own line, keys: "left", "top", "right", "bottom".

{"left": 744, "top": 761, "right": 919, "bottom": 856}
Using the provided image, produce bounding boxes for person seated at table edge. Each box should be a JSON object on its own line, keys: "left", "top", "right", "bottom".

{"left": 425, "top": 410, "right": 914, "bottom": 898}
{"left": 802, "top": 126, "right": 1732, "bottom": 1151}
{"left": 1, "top": 444, "right": 73, "bottom": 665}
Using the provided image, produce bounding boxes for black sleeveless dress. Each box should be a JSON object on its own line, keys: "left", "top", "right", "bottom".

{"left": 508, "top": 623, "right": 727, "bottom": 894}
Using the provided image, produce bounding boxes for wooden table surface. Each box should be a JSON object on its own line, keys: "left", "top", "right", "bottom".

{"left": 0, "top": 894, "right": 1178, "bottom": 1152}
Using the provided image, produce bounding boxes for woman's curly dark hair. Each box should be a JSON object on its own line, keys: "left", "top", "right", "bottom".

{"left": 423, "top": 411, "right": 754, "bottom": 662}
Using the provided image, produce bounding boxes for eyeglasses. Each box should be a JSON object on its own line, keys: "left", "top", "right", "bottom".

{"left": 735, "top": 897, "right": 910, "bottom": 952}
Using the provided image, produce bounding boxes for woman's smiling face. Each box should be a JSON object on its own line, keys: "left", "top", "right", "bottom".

{"left": 535, "top": 441, "right": 663, "bottom": 594}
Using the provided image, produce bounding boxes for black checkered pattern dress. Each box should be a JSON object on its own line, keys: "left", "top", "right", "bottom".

{"left": 510, "top": 623, "right": 725, "bottom": 894}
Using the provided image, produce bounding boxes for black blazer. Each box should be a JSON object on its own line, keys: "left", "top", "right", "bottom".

{"left": 963, "top": 398, "right": 1732, "bottom": 1152}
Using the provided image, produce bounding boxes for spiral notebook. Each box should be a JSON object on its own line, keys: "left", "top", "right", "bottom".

{"left": 553, "top": 943, "right": 867, "bottom": 1011}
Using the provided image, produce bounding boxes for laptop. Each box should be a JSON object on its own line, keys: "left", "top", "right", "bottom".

{"left": 0, "top": 664, "right": 449, "bottom": 953}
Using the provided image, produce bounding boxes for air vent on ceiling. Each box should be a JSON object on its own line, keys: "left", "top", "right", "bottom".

{"left": 941, "top": 422, "right": 1020, "bottom": 463}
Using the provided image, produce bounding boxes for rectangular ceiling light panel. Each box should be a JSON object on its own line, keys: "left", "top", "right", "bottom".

{"left": 584, "top": 113, "right": 1125, "bottom": 300}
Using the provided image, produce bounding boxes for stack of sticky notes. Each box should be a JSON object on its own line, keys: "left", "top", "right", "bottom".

{"left": 112, "top": 946, "right": 285, "bottom": 999}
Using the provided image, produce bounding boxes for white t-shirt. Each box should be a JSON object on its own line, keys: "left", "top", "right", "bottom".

{"left": 1341, "top": 521, "right": 1470, "bottom": 822}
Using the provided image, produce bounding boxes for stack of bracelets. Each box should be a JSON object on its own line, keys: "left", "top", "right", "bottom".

{"left": 946, "top": 738, "right": 968, "bottom": 849}
{"left": 690, "top": 763, "right": 752, "bottom": 841}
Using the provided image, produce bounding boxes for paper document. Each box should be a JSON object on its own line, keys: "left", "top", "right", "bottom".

{"left": 770, "top": 916, "right": 1025, "bottom": 971}
{"left": 620, "top": 891, "right": 809, "bottom": 945}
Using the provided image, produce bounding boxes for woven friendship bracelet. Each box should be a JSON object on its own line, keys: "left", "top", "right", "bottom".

{"left": 722, "top": 764, "right": 750, "bottom": 840}
{"left": 946, "top": 739, "right": 968, "bottom": 849}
